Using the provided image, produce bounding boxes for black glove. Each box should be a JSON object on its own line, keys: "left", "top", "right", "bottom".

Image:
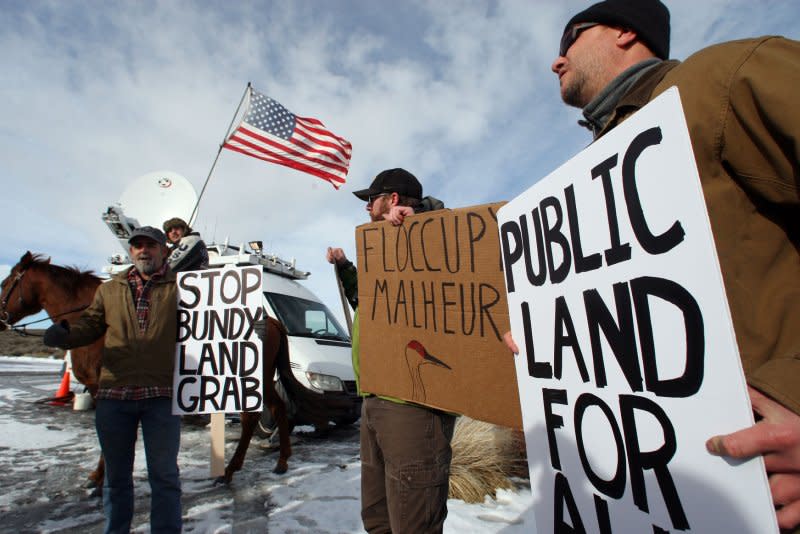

{"left": 43, "top": 320, "right": 70, "bottom": 348}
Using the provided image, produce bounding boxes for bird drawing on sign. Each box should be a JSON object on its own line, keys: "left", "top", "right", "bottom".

{"left": 405, "top": 340, "right": 452, "bottom": 403}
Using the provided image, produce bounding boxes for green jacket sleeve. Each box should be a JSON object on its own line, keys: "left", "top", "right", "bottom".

{"left": 336, "top": 261, "right": 359, "bottom": 310}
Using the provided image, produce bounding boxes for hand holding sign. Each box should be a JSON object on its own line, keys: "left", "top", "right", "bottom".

{"left": 503, "top": 331, "right": 519, "bottom": 355}
{"left": 707, "top": 387, "right": 800, "bottom": 530}
{"left": 383, "top": 205, "right": 414, "bottom": 225}
{"left": 326, "top": 247, "right": 348, "bottom": 266}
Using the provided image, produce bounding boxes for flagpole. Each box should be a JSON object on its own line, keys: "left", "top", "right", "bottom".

{"left": 188, "top": 82, "right": 252, "bottom": 226}
{"left": 335, "top": 264, "right": 354, "bottom": 337}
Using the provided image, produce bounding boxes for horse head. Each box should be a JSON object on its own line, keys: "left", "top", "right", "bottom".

{"left": 0, "top": 251, "right": 50, "bottom": 330}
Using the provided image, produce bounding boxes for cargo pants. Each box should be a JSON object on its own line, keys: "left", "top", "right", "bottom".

{"left": 360, "top": 396, "right": 456, "bottom": 534}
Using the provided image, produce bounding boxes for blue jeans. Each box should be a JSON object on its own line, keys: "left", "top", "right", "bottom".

{"left": 95, "top": 397, "right": 182, "bottom": 534}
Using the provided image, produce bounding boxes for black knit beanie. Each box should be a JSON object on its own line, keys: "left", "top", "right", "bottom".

{"left": 564, "top": 0, "right": 671, "bottom": 59}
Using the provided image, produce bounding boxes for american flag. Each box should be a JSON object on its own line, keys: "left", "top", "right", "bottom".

{"left": 223, "top": 88, "right": 352, "bottom": 189}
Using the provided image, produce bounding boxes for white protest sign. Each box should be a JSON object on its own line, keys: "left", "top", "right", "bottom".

{"left": 497, "top": 88, "right": 777, "bottom": 533}
{"left": 172, "top": 266, "right": 265, "bottom": 415}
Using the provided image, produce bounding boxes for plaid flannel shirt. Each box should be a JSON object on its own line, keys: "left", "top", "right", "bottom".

{"left": 97, "top": 263, "right": 173, "bottom": 401}
{"left": 127, "top": 262, "right": 168, "bottom": 333}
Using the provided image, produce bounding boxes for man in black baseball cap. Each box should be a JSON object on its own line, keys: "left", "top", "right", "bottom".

{"left": 352, "top": 167, "right": 422, "bottom": 202}
{"left": 328, "top": 168, "right": 453, "bottom": 532}
{"left": 349, "top": 168, "right": 442, "bottom": 224}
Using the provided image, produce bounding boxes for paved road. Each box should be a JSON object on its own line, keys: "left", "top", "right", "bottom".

{"left": 0, "top": 365, "right": 360, "bottom": 533}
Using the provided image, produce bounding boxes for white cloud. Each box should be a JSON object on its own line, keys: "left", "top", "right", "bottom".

{"left": 1, "top": 0, "right": 798, "bottom": 322}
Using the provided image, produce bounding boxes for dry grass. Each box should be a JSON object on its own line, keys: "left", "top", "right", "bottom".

{"left": 448, "top": 416, "right": 528, "bottom": 503}
{"left": 0, "top": 330, "right": 64, "bottom": 357}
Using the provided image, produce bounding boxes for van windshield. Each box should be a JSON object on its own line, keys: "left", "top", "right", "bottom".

{"left": 264, "top": 292, "right": 350, "bottom": 341}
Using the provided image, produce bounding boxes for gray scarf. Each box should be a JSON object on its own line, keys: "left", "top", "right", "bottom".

{"left": 580, "top": 58, "right": 662, "bottom": 138}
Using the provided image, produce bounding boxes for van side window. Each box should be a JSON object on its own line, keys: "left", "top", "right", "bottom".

{"left": 264, "top": 292, "right": 349, "bottom": 341}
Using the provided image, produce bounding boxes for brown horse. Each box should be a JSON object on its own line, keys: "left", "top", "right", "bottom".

{"left": 1, "top": 252, "right": 108, "bottom": 490}
{"left": 218, "top": 315, "right": 333, "bottom": 483}
{"left": 0, "top": 252, "right": 104, "bottom": 393}
{"left": 0, "top": 251, "right": 342, "bottom": 487}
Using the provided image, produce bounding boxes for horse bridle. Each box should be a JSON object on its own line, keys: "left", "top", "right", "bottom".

{"left": 0, "top": 269, "right": 26, "bottom": 326}
{"left": 0, "top": 268, "right": 92, "bottom": 334}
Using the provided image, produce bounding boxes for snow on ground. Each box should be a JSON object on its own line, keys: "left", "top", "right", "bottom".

{"left": 0, "top": 356, "right": 535, "bottom": 533}
{"left": 0, "top": 355, "right": 64, "bottom": 373}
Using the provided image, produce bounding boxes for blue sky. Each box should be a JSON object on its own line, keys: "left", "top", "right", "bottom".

{"left": 1, "top": 0, "right": 798, "bottom": 324}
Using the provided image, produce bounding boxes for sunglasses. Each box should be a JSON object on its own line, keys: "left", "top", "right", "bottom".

{"left": 367, "top": 193, "right": 389, "bottom": 204}
{"left": 559, "top": 22, "right": 599, "bottom": 56}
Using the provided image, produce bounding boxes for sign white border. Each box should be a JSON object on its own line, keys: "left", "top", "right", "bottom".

{"left": 497, "top": 89, "right": 777, "bottom": 533}
{"left": 172, "top": 265, "right": 264, "bottom": 415}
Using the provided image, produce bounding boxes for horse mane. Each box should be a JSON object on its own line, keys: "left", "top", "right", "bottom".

{"left": 27, "top": 253, "right": 103, "bottom": 294}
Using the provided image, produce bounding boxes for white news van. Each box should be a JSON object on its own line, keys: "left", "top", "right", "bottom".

{"left": 100, "top": 171, "right": 361, "bottom": 433}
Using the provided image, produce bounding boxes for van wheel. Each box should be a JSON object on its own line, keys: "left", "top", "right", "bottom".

{"left": 334, "top": 414, "right": 360, "bottom": 426}
{"left": 256, "top": 409, "right": 297, "bottom": 439}
{"left": 256, "top": 380, "right": 298, "bottom": 439}
{"left": 255, "top": 411, "right": 276, "bottom": 439}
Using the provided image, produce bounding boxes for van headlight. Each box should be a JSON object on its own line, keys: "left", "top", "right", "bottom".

{"left": 306, "top": 372, "right": 344, "bottom": 392}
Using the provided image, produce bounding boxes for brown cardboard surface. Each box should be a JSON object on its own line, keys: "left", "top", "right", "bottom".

{"left": 355, "top": 202, "right": 522, "bottom": 429}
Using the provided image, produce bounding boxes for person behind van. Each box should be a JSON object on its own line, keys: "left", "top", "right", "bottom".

{"left": 327, "top": 168, "right": 453, "bottom": 533}
{"left": 162, "top": 217, "right": 209, "bottom": 272}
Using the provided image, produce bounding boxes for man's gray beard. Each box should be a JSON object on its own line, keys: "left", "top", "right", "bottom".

{"left": 134, "top": 257, "right": 159, "bottom": 275}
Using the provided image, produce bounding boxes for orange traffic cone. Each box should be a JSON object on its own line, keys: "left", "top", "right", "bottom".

{"left": 48, "top": 369, "right": 73, "bottom": 406}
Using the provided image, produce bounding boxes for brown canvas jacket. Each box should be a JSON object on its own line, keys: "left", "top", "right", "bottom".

{"left": 64, "top": 266, "right": 178, "bottom": 388}
{"left": 600, "top": 36, "right": 800, "bottom": 415}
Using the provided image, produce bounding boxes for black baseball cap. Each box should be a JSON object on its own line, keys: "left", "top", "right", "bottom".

{"left": 352, "top": 168, "right": 422, "bottom": 201}
{"left": 128, "top": 226, "right": 167, "bottom": 246}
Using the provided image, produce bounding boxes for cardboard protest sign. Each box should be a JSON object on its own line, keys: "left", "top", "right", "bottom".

{"left": 356, "top": 203, "right": 522, "bottom": 429}
{"left": 497, "top": 88, "right": 777, "bottom": 533}
{"left": 172, "top": 266, "right": 265, "bottom": 415}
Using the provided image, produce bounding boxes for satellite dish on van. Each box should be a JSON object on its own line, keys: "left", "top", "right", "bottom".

{"left": 119, "top": 171, "right": 199, "bottom": 229}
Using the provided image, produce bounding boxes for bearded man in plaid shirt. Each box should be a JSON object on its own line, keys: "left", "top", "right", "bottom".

{"left": 45, "top": 226, "right": 181, "bottom": 533}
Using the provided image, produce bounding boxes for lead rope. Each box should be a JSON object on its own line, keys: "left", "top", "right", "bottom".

{"left": 6, "top": 304, "right": 90, "bottom": 337}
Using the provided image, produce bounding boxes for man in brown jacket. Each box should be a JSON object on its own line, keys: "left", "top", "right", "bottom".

{"left": 44, "top": 226, "right": 181, "bottom": 533}
{"left": 547, "top": 0, "right": 800, "bottom": 529}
